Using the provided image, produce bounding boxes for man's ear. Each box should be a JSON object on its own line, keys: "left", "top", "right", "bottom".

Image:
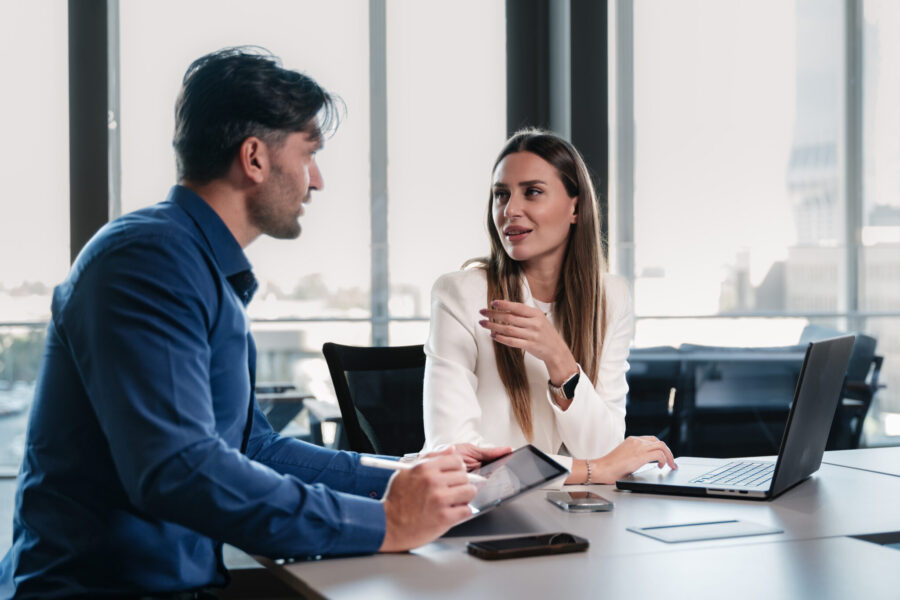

{"left": 238, "top": 137, "right": 269, "bottom": 184}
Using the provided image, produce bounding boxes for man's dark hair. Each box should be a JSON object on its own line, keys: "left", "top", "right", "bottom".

{"left": 173, "top": 46, "right": 340, "bottom": 183}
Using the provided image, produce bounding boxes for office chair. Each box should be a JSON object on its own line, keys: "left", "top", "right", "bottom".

{"left": 625, "top": 347, "right": 682, "bottom": 451}
{"left": 800, "top": 325, "right": 884, "bottom": 449}
{"left": 826, "top": 333, "right": 883, "bottom": 450}
{"left": 322, "top": 342, "right": 426, "bottom": 456}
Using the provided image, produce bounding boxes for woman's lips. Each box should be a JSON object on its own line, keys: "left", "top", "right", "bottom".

{"left": 504, "top": 228, "right": 532, "bottom": 242}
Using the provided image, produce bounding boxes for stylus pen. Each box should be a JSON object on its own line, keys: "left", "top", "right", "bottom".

{"left": 360, "top": 456, "right": 488, "bottom": 483}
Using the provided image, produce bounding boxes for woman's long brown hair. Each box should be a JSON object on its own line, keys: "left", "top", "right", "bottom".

{"left": 471, "top": 129, "right": 607, "bottom": 440}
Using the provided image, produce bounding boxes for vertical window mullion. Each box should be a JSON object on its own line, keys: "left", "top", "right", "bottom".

{"left": 370, "top": 0, "right": 389, "bottom": 346}
{"left": 68, "top": 0, "right": 112, "bottom": 262}
{"left": 843, "top": 0, "right": 864, "bottom": 331}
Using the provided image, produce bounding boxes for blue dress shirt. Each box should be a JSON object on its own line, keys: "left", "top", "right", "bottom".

{"left": 0, "top": 186, "right": 391, "bottom": 599}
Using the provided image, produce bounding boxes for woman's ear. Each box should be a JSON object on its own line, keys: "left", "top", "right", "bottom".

{"left": 570, "top": 196, "right": 579, "bottom": 224}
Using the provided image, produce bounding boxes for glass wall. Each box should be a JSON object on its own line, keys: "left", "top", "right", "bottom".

{"left": 385, "top": 0, "right": 506, "bottom": 346}
{"left": 613, "top": 0, "right": 900, "bottom": 443}
{"left": 0, "top": 3, "right": 69, "bottom": 471}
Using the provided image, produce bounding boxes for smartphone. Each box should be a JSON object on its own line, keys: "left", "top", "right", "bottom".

{"left": 546, "top": 491, "right": 614, "bottom": 512}
{"left": 466, "top": 533, "right": 589, "bottom": 560}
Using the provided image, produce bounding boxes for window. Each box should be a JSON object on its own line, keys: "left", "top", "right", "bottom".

{"left": 861, "top": 0, "right": 900, "bottom": 434}
{"left": 612, "top": 0, "right": 899, "bottom": 442}
{"left": 0, "top": 2, "right": 69, "bottom": 469}
{"left": 385, "top": 0, "right": 506, "bottom": 346}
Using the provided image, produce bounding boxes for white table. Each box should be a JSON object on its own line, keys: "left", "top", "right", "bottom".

{"left": 823, "top": 446, "right": 900, "bottom": 477}
{"left": 261, "top": 450, "right": 900, "bottom": 599}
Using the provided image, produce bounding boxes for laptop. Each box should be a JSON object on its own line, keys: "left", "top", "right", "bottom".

{"left": 616, "top": 335, "right": 855, "bottom": 500}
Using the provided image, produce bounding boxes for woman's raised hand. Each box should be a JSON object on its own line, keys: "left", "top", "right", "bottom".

{"left": 479, "top": 299, "right": 578, "bottom": 385}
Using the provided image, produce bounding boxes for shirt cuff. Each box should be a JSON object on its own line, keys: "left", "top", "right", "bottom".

{"left": 353, "top": 454, "right": 394, "bottom": 499}
{"left": 328, "top": 493, "right": 388, "bottom": 555}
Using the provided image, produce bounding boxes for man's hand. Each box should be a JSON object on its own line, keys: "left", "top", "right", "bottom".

{"left": 379, "top": 449, "right": 476, "bottom": 552}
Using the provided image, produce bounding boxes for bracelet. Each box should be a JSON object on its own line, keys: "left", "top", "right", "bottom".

{"left": 585, "top": 459, "right": 593, "bottom": 485}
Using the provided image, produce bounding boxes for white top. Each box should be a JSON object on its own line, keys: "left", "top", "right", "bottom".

{"left": 422, "top": 268, "right": 634, "bottom": 471}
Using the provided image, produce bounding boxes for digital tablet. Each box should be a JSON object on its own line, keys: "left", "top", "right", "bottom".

{"left": 464, "top": 444, "right": 569, "bottom": 521}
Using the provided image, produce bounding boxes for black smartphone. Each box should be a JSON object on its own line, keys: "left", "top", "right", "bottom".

{"left": 546, "top": 491, "right": 614, "bottom": 512}
{"left": 466, "top": 533, "right": 589, "bottom": 560}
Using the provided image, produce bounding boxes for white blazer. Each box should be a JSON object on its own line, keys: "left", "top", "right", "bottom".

{"left": 422, "top": 268, "right": 633, "bottom": 470}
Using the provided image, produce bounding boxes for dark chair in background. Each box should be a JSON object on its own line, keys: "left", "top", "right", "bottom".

{"left": 625, "top": 347, "right": 682, "bottom": 448}
{"left": 800, "top": 326, "right": 885, "bottom": 450}
{"left": 322, "top": 343, "right": 426, "bottom": 456}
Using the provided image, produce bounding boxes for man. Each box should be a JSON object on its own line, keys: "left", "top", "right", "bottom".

{"left": 0, "top": 48, "right": 507, "bottom": 599}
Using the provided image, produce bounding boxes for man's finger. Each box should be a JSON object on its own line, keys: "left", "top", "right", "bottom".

{"left": 443, "top": 483, "right": 477, "bottom": 506}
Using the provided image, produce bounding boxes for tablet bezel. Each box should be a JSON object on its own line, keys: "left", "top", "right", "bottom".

{"left": 464, "top": 444, "right": 569, "bottom": 521}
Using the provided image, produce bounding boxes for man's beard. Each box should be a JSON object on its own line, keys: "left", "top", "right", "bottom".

{"left": 247, "top": 166, "right": 303, "bottom": 240}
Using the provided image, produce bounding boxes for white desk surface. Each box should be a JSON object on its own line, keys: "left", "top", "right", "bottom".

{"left": 264, "top": 536, "right": 899, "bottom": 600}
{"left": 823, "top": 446, "right": 900, "bottom": 477}
{"left": 262, "top": 454, "right": 900, "bottom": 600}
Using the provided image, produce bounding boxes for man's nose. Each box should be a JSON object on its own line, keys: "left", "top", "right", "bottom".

{"left": 309, "top": 160, "right": 324, "bottom": 191}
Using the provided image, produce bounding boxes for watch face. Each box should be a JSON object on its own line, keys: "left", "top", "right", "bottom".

{"left": 562, "top": 372, "right": 580, "bottom": 399}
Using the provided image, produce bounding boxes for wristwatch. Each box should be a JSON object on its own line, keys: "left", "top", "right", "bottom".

{"left": 549, "top": 371, "right": 580, "bottom": 400}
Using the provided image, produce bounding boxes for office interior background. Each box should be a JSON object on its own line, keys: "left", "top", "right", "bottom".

{"left": 0, "top": 0, "right": 898, "bottom": 523}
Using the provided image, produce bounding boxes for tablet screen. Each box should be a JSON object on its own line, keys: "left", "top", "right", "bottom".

{"left": 468, "top": 445, "right": 569, "bottom": 517}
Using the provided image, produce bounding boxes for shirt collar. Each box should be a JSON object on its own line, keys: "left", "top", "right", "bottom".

{"left": 166, "top": 185, "right": 258, "bottom": 305}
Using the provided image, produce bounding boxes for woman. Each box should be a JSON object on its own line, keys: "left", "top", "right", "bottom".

{"left": 423, "top": 129, "right": 675, "bottom": 484}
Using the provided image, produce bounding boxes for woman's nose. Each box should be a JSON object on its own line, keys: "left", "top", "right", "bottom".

{"left": 504, "top": 194, "right": 523, "bottom": 218}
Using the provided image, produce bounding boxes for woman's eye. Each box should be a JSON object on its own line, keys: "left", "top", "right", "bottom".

{"left": 493, "top": 190, "right": 509, "bottom": 202}
{"left": 525, "top": 187, "right": 542, "bottom": 197}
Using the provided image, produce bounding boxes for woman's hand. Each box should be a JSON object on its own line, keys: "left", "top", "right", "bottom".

{"left": 479, "top": 299, "right": 578, "bottom": 386}
{"left": 589, "top": 436, "right": 677, "bottom": 484}
{"left": 420, "top": 443, "right": 512, "bottom": 471}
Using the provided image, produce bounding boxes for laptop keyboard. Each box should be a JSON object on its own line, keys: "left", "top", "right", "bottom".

{"left": 689, "top": 460, "right": 775, "bottom": 488}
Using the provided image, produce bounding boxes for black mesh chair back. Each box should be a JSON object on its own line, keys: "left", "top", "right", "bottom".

{"left": 625, "top": 347, "right": 682, "bottom": 447}
{"left": 827, "top": 332, "right": 882, "bottom": 450}
{"left": 322, "top": 343, "right": 426, "bottom": 456}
